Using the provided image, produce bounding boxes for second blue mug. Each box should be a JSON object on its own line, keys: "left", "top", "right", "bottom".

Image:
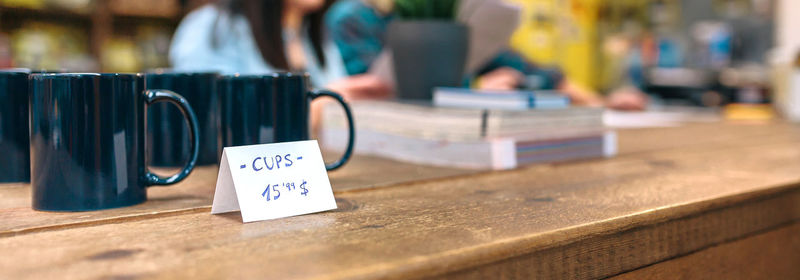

{"left": 146, "top": 72, "right": 219, "bottom": 166}
{"left": 29, "top": 73, "right": 200, "bottom": 211}
{"left": 218, "top": 72, "right": 355, "bottom": 170}
{"left": 0, "top": 70, "right": 30, "bottom": 183}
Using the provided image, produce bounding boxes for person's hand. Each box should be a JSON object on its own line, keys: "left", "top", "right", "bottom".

{"left": 476, "top": 67, "right": 524, "bottom": 90}
{"left": 606, "top": 87, "right": 649, "bottom": 111}
{"left": 558, "top": 79, "right": 604, "bottom": 107}
{"left": 325, "top": 74, "right": 393, "bottom": 100}
{"left": 311, "top": 74, "right": 391, "bottom": 137}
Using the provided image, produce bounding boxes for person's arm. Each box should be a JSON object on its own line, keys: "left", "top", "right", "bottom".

{"left": 318, "top": 0, "right": 394, "bottom": 101}
{"left": 472, "top": 50, "right": 563, "bottom": 89}
{"left": 325, "top": 0, "right": 388, "bottom": 76}
{"left": 471, "top": 50, "right": 603, "bottom": 105}
{"left": 169, "top": 5, "right": 239, "bottom": 73}
{"left": 605, "top": 86, "right": 648, "bottom": 110}
{"left": 557, "top": 79, "right": 604, "bottom": 107}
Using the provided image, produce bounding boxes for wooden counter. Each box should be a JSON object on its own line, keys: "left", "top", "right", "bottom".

{"left": 1, "top": 122, "right": 799, "bottom": 279}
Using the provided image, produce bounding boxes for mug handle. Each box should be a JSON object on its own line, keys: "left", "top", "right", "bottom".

{"left": 308, "top": 89, "right": 355, "bottom": 171}
{"left": 143, "top": 89, "right": 200, "bottom": 186}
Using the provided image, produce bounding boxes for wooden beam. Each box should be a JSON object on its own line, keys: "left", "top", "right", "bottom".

{"left": 611, "top": 223, "right": 800, "bottom": 280}
{"left": 1, "top": 123, "right": 799, "bottom": 279}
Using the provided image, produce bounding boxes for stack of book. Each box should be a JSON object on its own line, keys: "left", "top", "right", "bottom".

{"left": 433, "top": 87, "right": 570, "bottom": 110}
{"left": 321, "top": 91, "right": 615, "bottom": 170}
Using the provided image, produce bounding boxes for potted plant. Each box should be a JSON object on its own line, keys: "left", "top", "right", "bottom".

{"left": 387, "top": 0, "right": 468, "bottom": 100}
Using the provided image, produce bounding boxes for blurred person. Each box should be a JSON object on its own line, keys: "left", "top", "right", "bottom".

{"left": 601, "top": 31, "right": 652, "bottom": 111}
{"left": 169, "top": 0, "right": 390, "bottom": 99}
{"left": 325, "top": 0, "right": 603, "bottom": 106}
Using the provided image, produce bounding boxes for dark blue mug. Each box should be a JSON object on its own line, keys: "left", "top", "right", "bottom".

{"left": 0, "top": 70, "right": 31, "bottom": 183}
{"left": 218, "top": 72, "right": 355, "bottom": 170}
{"left": 29, "top": 73, "right": 200, "bottom": 211}
{"left": 146, "top": 72, "right": 218, "bottom": 166}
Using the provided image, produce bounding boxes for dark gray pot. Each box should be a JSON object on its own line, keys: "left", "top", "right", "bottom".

{"left": 387, "top": 21, "right": 469, "bottom": 100}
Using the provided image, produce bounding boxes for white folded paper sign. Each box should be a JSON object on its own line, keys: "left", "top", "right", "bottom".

{"left": 211, "top": 140, "right": 337, "bottom": 223}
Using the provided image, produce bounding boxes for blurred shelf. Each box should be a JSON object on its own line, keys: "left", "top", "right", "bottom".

{"left": 111, "top": 12, "right": 179, "bottom": 22}
{"left": 1, "top": 0, "right": 181, "bottom": 72}
{"left": 0, "top": 4, "right": 180, "bottom": 22}
{"left": 0, "top": 5, "right": 92, "bottom": 21}
{"left": 107, "top": 0, "right": 180, "bottom": 21}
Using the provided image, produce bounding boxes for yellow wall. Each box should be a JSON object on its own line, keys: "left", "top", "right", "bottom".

{"left": 509, "top": 0, "right": 559, "bottom": 66}
{"left": 509, "top": 0, "right": 601, "bottom": 90}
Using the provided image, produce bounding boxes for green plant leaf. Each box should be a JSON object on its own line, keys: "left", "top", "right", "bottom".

{"left": 394, "top": 0, "right": 459, "bottom": 20}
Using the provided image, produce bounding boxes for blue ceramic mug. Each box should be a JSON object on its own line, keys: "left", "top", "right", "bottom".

{"left": 218, "top": 72, "right": 355, "bottom": 170}
{"left": 0, "top": 70, "right": 30, "bottom": 183}
{"left": 29, "top": 73, "right": 200, "bottom": 211}
{"left": 146, "top": 72, "right": 219, "bottom": 166}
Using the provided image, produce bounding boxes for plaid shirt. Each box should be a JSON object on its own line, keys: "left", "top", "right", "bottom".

{"left": 325, "top": 0, "right": 563, "bottom": 89}
{"left": 326, "top": 0, "right": 391, "bottom": 76}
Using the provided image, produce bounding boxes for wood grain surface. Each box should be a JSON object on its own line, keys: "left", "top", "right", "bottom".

{"left": 611, "top": 223, "right": 800, "bottom": 280}
{"left": 3, "top": 121, "right": 779, "bottom": 237}
{"left": 0, "top": 154, "right": 472, "bottom": 236}
{"left": 0, "top": 122, "right": 799, "bottom": 279}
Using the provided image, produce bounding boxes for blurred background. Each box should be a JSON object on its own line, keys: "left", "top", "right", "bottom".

{"left": 0, "top": 0, "right": 211, "bottom": 72}
{"left": 2, "top": 0, "right": 799, "bottom": 116}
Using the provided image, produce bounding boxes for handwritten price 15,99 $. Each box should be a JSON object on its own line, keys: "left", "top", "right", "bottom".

{"left": 262, "top": 179, "right": 309, "bottom": 202}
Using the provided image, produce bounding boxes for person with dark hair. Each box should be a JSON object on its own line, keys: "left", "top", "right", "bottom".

{"left": 326, "top": 0, "right": 656, "bottom": 109}
{"left": 325, "top": 0, "right": 604, "bottom": 106}
{"left": 169, "top": 0, "right": 389, "bottom": 97}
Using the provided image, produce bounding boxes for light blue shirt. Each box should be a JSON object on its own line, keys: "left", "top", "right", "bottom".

{"left": 169, "top": 5, "right": 347, "bottom": 88}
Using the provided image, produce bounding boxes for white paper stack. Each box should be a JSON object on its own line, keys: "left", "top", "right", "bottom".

{"left": 321, "top": 101, "right": 615, "bottom": 170}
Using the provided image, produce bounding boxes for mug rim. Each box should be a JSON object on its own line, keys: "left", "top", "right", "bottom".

{"left": 0, "top": 68, "right": 32, "bottom": 74}
{"left": 145, "top": 70, "right": 220, "bottom": 77}
{"left": 217, "top": 72, "right": 310, "bottom": 80}
{"left": 0, "top": 71, "right": 30, "bottom": 77}
{"left": 271, "top": 72, "right": 310, "bottom": 79}
{"left": 30, "top": 73, "right": 143, "bottom": 80}
{"left": 217, "top": 73, "right": 274, "bottom": 80}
